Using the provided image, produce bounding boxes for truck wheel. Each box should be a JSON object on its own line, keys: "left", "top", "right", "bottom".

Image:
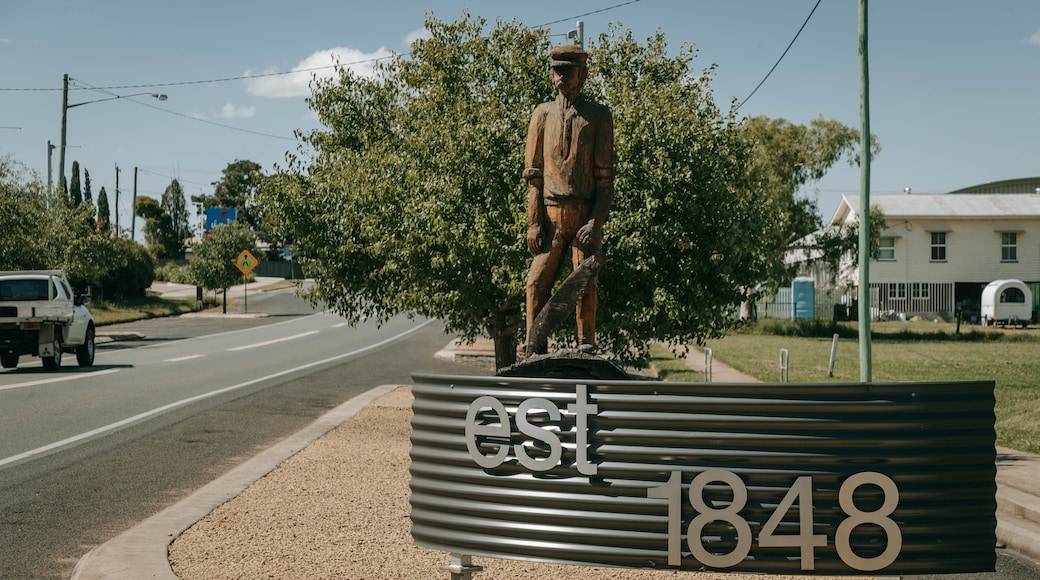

{"left": 0, "top": 353, "right": 17, "bottom": 369}
{"left": 41, "top": 337, "right": 62, "bottom": 370}
{"left": 77, "top": 324, "right": 95, "bottom": 367}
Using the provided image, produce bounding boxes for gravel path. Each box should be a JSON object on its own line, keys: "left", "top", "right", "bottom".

{"left": 169, "top": 386, "right": 875, "bottom": 580}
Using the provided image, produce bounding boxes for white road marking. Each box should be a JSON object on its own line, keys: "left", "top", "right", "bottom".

{"left": 0, "top": 368, "right": 120, "bottom": 392}
{"left": 165, "top": 354, "right": 206, "bottom": 363}
{"left": 227, "top": 330, "right": 321, "bottom": 351}
{"left": 0, "top": 319, "right": 434, "bottom": 469}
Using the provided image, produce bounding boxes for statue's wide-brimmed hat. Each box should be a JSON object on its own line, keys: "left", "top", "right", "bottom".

{"left": 550, "top": 44, "right": 589, "bottom": 67}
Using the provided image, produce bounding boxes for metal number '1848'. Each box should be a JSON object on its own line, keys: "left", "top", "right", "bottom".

{"left": 646, "top": 469, "right": 901, "bottom": 571}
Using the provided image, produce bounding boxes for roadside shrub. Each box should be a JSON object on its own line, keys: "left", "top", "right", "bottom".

{"left": 747, "top": 319, "right": 856, "bottom": 339}
{"left": 99, "top": 238, "right": 155, "bottom": 299}
{"left": 155, "top": 261, "right": 192, "bottom": 284}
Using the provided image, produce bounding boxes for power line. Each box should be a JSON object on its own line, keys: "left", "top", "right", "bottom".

{"left": 3, "top": 2, "right": 646, "bottom": 94}
{"left": 533, "top": 0, "right": 645, "bottom": 29}
{"left": 2, "top": 2, "right": 644, "bottom": 145}
{"left": 70, "top": 78, "right": 301, "bottom": 142}
{"left": 736, "top": 0, "right": 821, "bottom": 112}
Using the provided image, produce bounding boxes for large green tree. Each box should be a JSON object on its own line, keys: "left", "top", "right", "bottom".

{"left": 0, "top": 155, "right": 52, "bottom": 269}
{"left": 135, "top": 179, "right": 192, "bottom": 260}
{"left": 160, "top": 178, "right": 192, "bottom": 259}
{"left": 259, "top": 16, "right": 867, "bottom": 369}
{"left": 135, "top": 196, "right": 169, "bottom": 253}
{"left": 96, "top": 186, "right": 111, "bottom": 234}
{"left": 741, "top": 115, "right": 883, "bottom": 291}
{"left": 68, "top": 160, "right": 83, "bottom": 206}
{"left": 83, "top": 168, "right": 93, "bottom": 205}
{"left": 82, "top": 168, "right": 96, "bottom": 228}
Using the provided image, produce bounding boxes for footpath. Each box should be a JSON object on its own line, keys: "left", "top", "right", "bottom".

{"left": 73, "top": 335, "right": 1040, "bottom": 578}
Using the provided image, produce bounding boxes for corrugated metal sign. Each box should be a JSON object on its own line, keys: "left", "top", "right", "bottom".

{"left": 409, "top": 374, "right": 996, "bottom": 575}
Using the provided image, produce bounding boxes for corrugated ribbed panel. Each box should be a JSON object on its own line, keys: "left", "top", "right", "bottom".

{"left": 409, "top": 374, "right": 996, "bottom": 575}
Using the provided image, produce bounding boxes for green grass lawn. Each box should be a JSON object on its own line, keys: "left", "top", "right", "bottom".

{"left": 88, "top": 279, "right": 301, "bottom": 326}
{"left": 89, "top": 295, "right": 196, "bottom": 326}
{"left": 651, "top": 321, "right": 1040, "bottom": 455}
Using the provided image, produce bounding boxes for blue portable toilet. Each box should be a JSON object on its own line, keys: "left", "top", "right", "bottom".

{"left": 792, "top": 277, "right": 815, "bottom": 320}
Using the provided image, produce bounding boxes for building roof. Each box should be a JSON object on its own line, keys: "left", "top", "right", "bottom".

{"left": 949, "top": 177, "right": 1040, "bottom": 194}
{"left": 831, "top": 193, "right": 1040, "bottom": 225}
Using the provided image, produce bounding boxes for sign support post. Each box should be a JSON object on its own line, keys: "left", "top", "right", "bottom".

{"left": 234, "top": 249, "right": 260, "bottom": 314}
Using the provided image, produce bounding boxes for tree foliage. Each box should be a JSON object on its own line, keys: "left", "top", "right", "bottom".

{"left": 741, "top": 115, "right": 883, "bottom": 291}
{"left": 69, "top": 160, "right": 83, "bottom": 206}
{"left": 192, "top": 160, "right": 264, "bottom": 229}
{"left": 135, "top": 196, "right": 168, "bottom": 251}
{"left": 82, "top": 168, "right": 96, "bottom": 228}
{"left": 135, "top": 179, "right": 192, "bottom": 260}
{"left": 0, "top": 156, "right": 52, "bottom": 269}
{"left": 0, "top": 155, "right": 152, "bottom": 298}
{"left": 188, "top": 220, "right": 256, "bottom": 299}
{"left": 584, "top": 26, "right": 773, "bottom": 363}
{"left": 96, "top": 186, "right": 111, "bottom": 234}
{"left": 258, "top": 16, "right": 874, "bottom": 368}
{"left": 161, "top": 178, "right": 192, "bottom": 259}
{"left": 260, "top": 15, "right": 547, "bottom": 367}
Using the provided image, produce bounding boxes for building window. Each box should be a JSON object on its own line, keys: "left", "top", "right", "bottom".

{"left": 878, "top": 237, "right": 896, "bottom": 261}
{"left": 1001, "top": 232, "right": 1018, "bottom": 262}
{"left": 930, "top": 231, "right": 947, "bottom": 261}
{"left": 912, "top": 283, "right": 929, "bottom": 300}
{"left": 888, "top": 283, "right": 906, "bottom": 300}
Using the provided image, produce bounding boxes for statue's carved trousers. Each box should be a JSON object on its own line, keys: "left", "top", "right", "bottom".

{"left": 526, "top": 202, "right": 600, "bottom": 350}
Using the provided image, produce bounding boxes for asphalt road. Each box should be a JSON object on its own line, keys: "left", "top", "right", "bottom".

{"left": 0, "top": 289, "right": 480, "bottom": 579}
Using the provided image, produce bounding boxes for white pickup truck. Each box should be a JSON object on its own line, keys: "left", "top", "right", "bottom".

{"left": 0, "top": 270, "right": 96, "bottom": 370}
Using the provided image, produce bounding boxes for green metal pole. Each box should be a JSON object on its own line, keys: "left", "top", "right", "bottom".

{"left": 858, "top": 0, "right": 872, "bottom": 382}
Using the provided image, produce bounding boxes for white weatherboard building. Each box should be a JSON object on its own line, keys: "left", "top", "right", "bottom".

{"left": 829, "top": 192, "right": 1040, "bottom": 322}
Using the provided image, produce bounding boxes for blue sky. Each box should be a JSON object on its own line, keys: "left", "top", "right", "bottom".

{"left": 2, "top": 0, "right": 1039, "bottom": 235}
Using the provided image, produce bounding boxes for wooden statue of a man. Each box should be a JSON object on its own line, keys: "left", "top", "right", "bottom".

{"left": 523, "top": 44, "right": 615, "bottom": 354}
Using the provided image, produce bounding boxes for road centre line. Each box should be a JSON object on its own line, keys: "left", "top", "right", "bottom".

{"left": 227, "top": 330, "right": 321, "bottom": 351}
{"left": 165, "top": 354, "right": 206, "bottom": 363}
{"left": 0, "top": 368, "right": 120, "bottom": 392}
{"left": 0, "top": 319, "right": 434, "bottom": 469}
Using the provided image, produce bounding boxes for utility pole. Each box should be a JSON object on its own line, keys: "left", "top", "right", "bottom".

{"left": 47, "top": 140, "right": 56, "bottom": 194}
{"left": 115, "top": 164, "right": 121, "bottom": 236}
{"left": 568, "top": 21, "right": 585, "bottom": 47}
{"left": 132, "top": 167, "right": 138, "bottom": 241}
{"left": 58, "top": 74, "right": 69, "bottom": 194}
{"left": 857, "top": 0, "right": 872, "bottom": 382}
{"left": 57, "top": 73, "right": 167, "bottom": 203}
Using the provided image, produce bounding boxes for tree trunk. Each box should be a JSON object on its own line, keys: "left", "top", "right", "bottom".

{"left": 222, "top": 287, "right": 227, "bottom": 314}
{"left": 489, "top": 310, "right": 518, "bottom": 371}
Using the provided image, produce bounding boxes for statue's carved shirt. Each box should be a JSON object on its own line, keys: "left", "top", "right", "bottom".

{"left": 525, "top": 93, "right": 614, "bottom": 206}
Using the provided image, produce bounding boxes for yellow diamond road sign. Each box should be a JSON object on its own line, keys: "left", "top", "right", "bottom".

{"left": 234, "top": 249, "right": 259, "bottom": 275}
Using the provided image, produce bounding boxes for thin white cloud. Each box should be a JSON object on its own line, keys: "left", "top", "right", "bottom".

{"left": 245, "top": 46, "right": 392, "bottom": 98}
{"left": 404, "top": 26, "right": 431, "bottom": 47}
{"left": 216, "top": 103, "right": 257, "bottom": 118}
{"left": 1024, "top": 28, "right": 1040, "bottom": 45}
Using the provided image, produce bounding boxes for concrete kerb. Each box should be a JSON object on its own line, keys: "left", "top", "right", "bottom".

{"left": 70, "top": 384, "right": 401, "bottom": 580}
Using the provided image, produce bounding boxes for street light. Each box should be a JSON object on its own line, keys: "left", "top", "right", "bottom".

{"left": 57, "top": 73, "right": 167, "bottom": 192}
